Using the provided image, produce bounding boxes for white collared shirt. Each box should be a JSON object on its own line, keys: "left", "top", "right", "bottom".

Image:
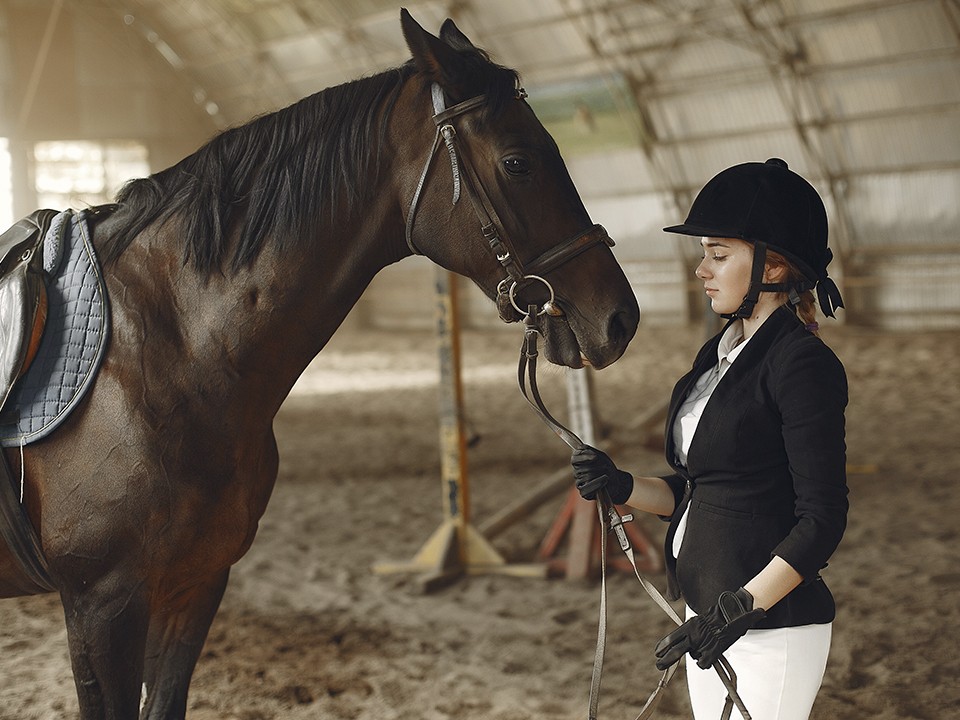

{"left": 670, "top": 320, "right": 751, "bottom": 558}
{"left": 672, "top": 319, "right": 750, "bottom": 468}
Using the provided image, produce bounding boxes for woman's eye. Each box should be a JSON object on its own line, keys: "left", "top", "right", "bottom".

{"left": 503, "top": 156, "right": 530, "bottom": 176}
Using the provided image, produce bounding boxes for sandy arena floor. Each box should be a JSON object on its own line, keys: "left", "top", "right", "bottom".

{"left": 1, "top": 320, "right": 958, "bottom": 719}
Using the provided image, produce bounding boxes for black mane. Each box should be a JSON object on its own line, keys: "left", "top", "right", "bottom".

{"left": 100, "top": 50, "right": 520, "bottom": 277}
{"left": 100, "top": 64, "right": 412, "bottom": 275}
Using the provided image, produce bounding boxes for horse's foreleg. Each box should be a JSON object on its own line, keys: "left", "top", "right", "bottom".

{"left": 141, "top": 569, "right": 230, "bottom": 720}
{"left": 60, "top": 577, "right": 151, "bottom": 720}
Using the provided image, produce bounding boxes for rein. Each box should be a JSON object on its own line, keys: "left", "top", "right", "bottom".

{"left": 405, "top": 82, "right": 615, "bottom": 322}
{"left": 517, "top": 307, "right": 752, "bottom": 720}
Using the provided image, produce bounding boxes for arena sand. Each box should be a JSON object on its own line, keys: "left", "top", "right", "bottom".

{"left": 1, "top": 322, "right": 957, "bottom": 719}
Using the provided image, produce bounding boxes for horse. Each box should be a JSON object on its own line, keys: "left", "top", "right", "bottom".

{"left": 0, "top": 10, "right": 639, "bottom": 719}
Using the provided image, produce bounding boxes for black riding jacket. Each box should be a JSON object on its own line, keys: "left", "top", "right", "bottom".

{"left": 660, "top": 305, "right": 849, "bottom": 629}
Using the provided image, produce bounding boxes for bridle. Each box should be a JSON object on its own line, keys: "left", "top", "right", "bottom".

{"left": 404, "top": 82, "right": 614, "bottom": 322}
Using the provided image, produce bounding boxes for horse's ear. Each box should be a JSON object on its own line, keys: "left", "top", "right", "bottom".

{"left": 401, "top": 9, "right": 460, "bottom": 80}
{"left": 439, "top": 18, "right": 477, "bottom": 51}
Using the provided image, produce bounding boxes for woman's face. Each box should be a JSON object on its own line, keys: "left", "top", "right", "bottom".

{"left": 695, "top": 237, "right": 754, "bottom": 316}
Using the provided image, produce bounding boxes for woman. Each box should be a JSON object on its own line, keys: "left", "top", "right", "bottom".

{"left": 572, "top": 158, "right": 848, "bottom": 720}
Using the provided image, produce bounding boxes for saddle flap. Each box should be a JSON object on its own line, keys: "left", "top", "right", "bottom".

{"left": 0, "top": 210, "right": 58, "bottom": 414}
{"left": 0, "top": 265, "right": 47, "bottom": 411}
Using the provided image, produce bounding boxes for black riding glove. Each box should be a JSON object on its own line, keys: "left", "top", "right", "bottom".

{"left": 571, "top": 445, "right": 634, "bottom": 505}
{"left": 654, "top": 587, "right": 766, "bottom": 670}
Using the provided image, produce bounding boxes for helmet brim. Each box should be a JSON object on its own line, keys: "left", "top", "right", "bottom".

{"left": 662, "top": 222, "right": 743, "bottom": 239}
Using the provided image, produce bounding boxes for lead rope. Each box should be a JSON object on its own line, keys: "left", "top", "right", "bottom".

{"left": 517, "top": 307, "right": 751, "bottom": 720}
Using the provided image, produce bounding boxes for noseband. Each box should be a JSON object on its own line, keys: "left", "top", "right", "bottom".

{"left": 404, "top": 83, "right": 614, "bottom": 321}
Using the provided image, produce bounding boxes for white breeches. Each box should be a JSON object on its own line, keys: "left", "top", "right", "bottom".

{"left": 683, "top": 608, "right": 832, "bottom": 720}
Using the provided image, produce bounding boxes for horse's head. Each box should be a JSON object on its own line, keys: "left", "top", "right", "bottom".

{"left": 395, "top": 10, "right": 639, "bottom": 369}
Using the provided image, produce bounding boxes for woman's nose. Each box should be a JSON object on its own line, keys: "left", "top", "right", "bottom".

{"left": 695, "top": 260, "right": 709, "bottom": 279}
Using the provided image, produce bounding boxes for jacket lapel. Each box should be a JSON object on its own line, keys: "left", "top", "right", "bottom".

{"left": 669, "top": 307, "right": 799, "bottom": 472}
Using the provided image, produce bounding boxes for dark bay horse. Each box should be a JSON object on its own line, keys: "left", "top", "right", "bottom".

{"left": 0, "top": 10, "right": 638, "bottom": 719}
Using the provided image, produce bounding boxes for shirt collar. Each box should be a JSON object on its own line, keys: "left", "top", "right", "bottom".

{"left": 717, "top": 319, "right": 750, "bottom": 365}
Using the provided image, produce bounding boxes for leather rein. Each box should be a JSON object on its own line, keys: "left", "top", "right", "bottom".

{"left": 404, "top": 82, "right": 614, "bottom": 323}
{"left": 517, "top": 312, "right": 752, "bottom": 720}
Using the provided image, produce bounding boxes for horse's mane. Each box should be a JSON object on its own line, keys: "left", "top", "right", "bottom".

{"left": 100, "top": 46, "right": 520, "bottom": 277}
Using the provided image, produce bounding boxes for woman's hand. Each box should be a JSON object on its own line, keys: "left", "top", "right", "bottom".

{"left": 654, "top": 587, "right": 766, "bottom": 670}
{"left": 570, "top": 445, "right": 634, "bottom": 504}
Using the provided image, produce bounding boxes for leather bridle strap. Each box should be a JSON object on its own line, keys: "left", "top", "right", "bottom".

{"left": 517, "top": 309, "right": 752, "bottom": 720}
{"left": 404, "top": 84, "right": 517, "bottom": 273}
{"left": 404, "top": 83, "right": 614, "bottom": 316}
{"left": 526, "top": 224, "right": 613, "bottom": 278}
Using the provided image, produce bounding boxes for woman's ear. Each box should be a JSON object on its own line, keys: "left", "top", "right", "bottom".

{"left": 764, "top": 261, "right": 787, "bottom": 283}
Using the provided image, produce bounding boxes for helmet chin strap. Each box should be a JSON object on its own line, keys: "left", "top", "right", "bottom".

{"left": 722, "top": 241, "right": 815, "bottom": 320}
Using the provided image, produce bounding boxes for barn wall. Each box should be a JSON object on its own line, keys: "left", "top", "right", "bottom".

{"left": 0, "top": 1, "right": 216, "bottom": 216}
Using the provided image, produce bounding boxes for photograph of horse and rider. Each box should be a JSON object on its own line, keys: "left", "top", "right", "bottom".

{"left": 0, "top": 3, "right": 957, "bottom": 720}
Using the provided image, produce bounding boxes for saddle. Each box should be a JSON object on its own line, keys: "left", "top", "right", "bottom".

{"left": 0, "top": 209, "right": 60, "bottom": 594}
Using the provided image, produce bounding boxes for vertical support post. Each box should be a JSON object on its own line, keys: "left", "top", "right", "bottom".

{"left": 373, "top": 269, "right": 544, "bottom": 589}
{"left": 434, "top": 268, "right": 470, "bottom": 556}
{"left": 565, "top": 368, "right": 598, "bottom": 580}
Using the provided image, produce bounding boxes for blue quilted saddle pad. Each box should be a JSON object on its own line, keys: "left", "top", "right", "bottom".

{"left": 0, "top": 209, "right": 111, "bottom": 447}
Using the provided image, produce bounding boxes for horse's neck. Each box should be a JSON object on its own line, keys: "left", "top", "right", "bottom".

{"left": 103, "top": 193, "right": 408, "bottom": 417}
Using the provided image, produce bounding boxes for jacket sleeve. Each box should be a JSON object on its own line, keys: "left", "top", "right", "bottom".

{"left": 770, "top": 338, "right": 849, "bottom": 581}
{"left": 657, "top": 473, "right": 688, "bottom": 521}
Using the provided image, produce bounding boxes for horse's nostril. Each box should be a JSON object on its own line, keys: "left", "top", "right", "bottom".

{"left": 607, "top": 307, "right": 639, "bottom": 348}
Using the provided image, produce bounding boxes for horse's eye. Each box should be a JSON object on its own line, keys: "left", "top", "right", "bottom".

{"left": 503, "top": 156, "right": 530, "bottom": 176}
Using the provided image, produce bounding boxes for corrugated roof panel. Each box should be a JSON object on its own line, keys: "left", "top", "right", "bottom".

{"left": 194, "top": 56, "right": 262, "bottom": 93}
{"left": 819, "top": 56, "right": 960, "bottom": 116}
{"left": 267, "top": 30, "right": 340, "bottom": 73}
{"left": 160, "top": 23, "right": 229, "bottom": 65}
{"left": 653, "top": 82, "right": 792, "bottom": 138}
{"left": 355, "top": 12, "right": 420, "bottom": 59}
{"left": 671, "top": 131, "right": 812, "bottom": 184}
{"left": 213, "top": 0, "right": 282, "bottom": 12}
{"left": 802, "top": 1, "right": 958, "bottom": 65}
{"left": 241, "top": 4, "right": 309, "bottom": 44}
{"left": 572, "top": 1, "right": 684, "bottom": 56}
{"left": 846, "top": 169, "right": 960, "bottom": 248}
{"left": 492, "top": 22, "right": 595, "bottom": 71}
{"left": 475, "top": 0, "right": 569, "bottom": 27}
{"left": 652, "top": 35, "right": 766, "bottom": 84}
{"left": 786, "top": 0, "right": 878, "bottom": 15}
{"left": 831, "top": 111, "right": 960, "bottom": 171}
{"left": 568, "top": 148, "right": 657, "bottom": 197}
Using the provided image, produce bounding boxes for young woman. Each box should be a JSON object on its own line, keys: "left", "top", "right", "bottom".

{"left": 572, "top": 158, "right": 848, "bottom": 720}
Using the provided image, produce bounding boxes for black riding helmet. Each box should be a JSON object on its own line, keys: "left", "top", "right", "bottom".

{"left": 664, "top": 158, "right": 844, "bottom": 320}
